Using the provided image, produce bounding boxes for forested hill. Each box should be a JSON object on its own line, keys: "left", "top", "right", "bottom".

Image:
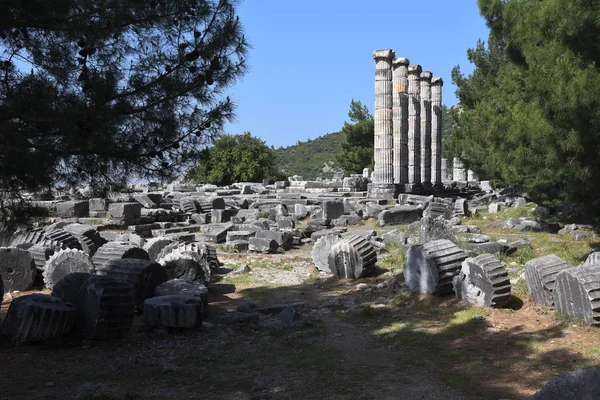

{"left": 274, "top": 131, "right": 343, "bottom": 180}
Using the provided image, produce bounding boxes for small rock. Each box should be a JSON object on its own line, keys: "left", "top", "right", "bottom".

{"left": 561, "top": 329, "right": 575, "bottom": 336}
{"left": 262, "top": 320, "right": 284, "bottom": 331}
{"left": 472, "top": 315, "right": 486, "bottom": 321}
{"left": 412, "top": 328, "right": 427, "bottom": 333}
{"left": 230, "top": 264, "right": 251, "bottom": 275}
{"left": 202, "top": 321, "right": 214, "bottom": 328}
{"left": 279, "top": 307, "right": 296, "bottom": 328}
{"left": 355, "top": 283, "right": 370, "bottom": 291}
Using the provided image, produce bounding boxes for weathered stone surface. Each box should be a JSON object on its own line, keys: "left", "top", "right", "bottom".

{"left": 378, "top": 206, "right": 422, "bottom": 226}
{"left": 75, "top": 276, "right": 135, "bottom": 339}
{"left": 582, "top": 251, "right": 600, "bottom": 267}
{"left": 423, "top": 200, "right": 452, "bottom": 219}
{"left": 225, "top": 240, "right": 249, "bottom": 252}
{"left": 154, "top": 279, "right": 208, "bottom": 307}
{"left": 531, "top": 367, "right": 600, "bottom": 400}
{"left": 327, "top": 235, "right": 377, "bottom": 280}
{"left": 45, "top": 229, "right": 83, "bottom": 251}
{"left": 419, "top": 217, "right": 456, "bottom": 244}
{"left": 3, "top": 293, "right": 76, "bottom": 342}
{"left": 372, "top": 49, "right": 395, "bottom": 188}
{"left": 311, "top": 234, "right": 342, "bottom": 273}
{"left": 158, "top": 248, "right": 211, "bottom": 284}
{"left": 404, "top": 239, "right": 467, "bottom": 295}
{"left": 525, "top": 255, "right": 573, "bottom": 309}
{"left": 28, "top": 242, "right": 62, "bottom": 270}
{"left": 143, "top": 237, "right": 175, "bottom": 262}
{"left": 109, "top": 202, "right": 142, "bottom": 221}
{"left": 143, "top": 295, "right": 203, "bottom": 328}
{"left": 461, "top": 242, "right": 509, "bottom": 256}
{"left": 554, "top": 264, "right": 600, "bottom": 326}
{"left": 96, "top": 259, "right": 168, "bottom": 309}
{"left": 197, "top": 196, "right": 225, "bottom": 212}
{"left": 453, "top": 254, "right": 511, "bottom": 307}
{"left": 381, "top": 229, "right": 407, "bottom": 245}
{"left": 91, "top": 242, "right": 150, "bottom": 269}
{"left": 10, "top": 228, "right": 47, "bottom": 247}
{"left": 226, "top": 231, "right": 255, "bottom": 242}
{"left": 204, "top": 223, "right": 234, "bottom": 243}
{"left": 255, "top": 230, "right": 293, "bottom": 250}
{"left": 0, "top": 247, "right": 36, "bottom": 292}
{"left": 51, "top": 272, "right": 92, "bottom": 305}
{"left": 89, "top": 198, "right": 108, "bottom": 212}
{"left": 321, "top": 200, "right": 345, "bottom": 220}
{"left": 56, "top": 200, "right": 89, "bottom": 218}
{"left": 249, "top": 237, "right": 279, "bottom": 253}
{"left": 43, "top": 249, "right": 95, "bottom": 289}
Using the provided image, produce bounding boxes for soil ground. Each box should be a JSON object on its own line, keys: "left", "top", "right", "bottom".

{"left": 1, "top": 207, "right": 600, "bottom": 400}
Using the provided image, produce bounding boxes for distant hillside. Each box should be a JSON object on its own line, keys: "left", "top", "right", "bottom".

{"left": 275, "top": 131, "right": 343, "bottom": 180}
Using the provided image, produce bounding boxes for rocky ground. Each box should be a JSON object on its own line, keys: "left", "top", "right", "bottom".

{"left": 2, "top": 209, "right": 600, "bottom": 400}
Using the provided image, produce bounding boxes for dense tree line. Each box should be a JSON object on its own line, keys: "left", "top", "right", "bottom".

{"left": 447, "top": 0, "right": 600, "bottom": 205}
{"left": 0, "top": 0, "right": 248, "bottom": 227}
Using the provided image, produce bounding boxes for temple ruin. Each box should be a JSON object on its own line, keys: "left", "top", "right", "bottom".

{"left": 370, "top": 49, "right": 453, "bottom": 197}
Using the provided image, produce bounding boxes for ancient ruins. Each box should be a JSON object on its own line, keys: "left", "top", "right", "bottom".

{"left": 370, "top": 49, "right": 475, "bottom": 197}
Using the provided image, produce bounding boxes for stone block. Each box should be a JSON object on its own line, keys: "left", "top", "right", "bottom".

{"left": 378, "top": 205, "right": 422, "bottom": 226}
{"left": 89, "top": 198, "right": 108, "bottom": 211}
{"left": 109, "top": 202, "right": 142, "bottom": 221}
{"left": 56, "top": 200, "right": 89, "bottom": 218}
{"left": 322, "top": 200, "right": 345, "bottom": 219}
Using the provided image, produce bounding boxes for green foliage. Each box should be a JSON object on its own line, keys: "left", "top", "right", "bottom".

{"left": 335, "top": 100, "right": 374, "bottom": 174}
{"left": 274, "top": 132, "right": 343, "bottom": 180}
{"left": 449, "top": 0, "right": 600, "bottom": 205}
{"left": 0, "top": 0, "right": 248, "bottom": 228}
{"left": 191, "top": 132, "right": 281, "bottom": 185}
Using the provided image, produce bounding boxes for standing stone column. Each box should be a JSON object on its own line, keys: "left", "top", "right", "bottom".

{"left": 392, "top": 57, "right": 410, "bottom": 186}
{"left": 431, "top": 77, "right": 444, "bottom": 189}
{"left": 420, "top": 71, "right": 432, "bottom": 190}
{"left": 371, "top": 49, "right": 396, "bottom": 197}
{"left": 406, "top": 64, "right": 422, "bottom": 191}
{"left": 441, "top": 158, "right": 449, "bottom": 181}
{"left": 453, "top": 157, "right": 467, "bottom": 181}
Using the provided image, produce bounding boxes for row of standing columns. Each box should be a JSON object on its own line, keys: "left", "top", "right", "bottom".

{"left": 371, "top": 49, "right": 444, "bottom": 195}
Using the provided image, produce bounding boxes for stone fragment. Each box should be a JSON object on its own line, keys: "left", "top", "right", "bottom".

{"left": 75, "top": 276, "right": 135, "bottom": 339}
{"left": 10, "top": 228, "right": 47, "bottom": 247}
{"left": 423, "top": 200, "right": 452, "bottom": 219}
{"left": 381, "top": 229, "right": 407, "bottom": 245}
{"left": 525, "top": 255, "right": 573, "bottom": 309}
{"left": 255, "top": 230, "right": 293, "bottom": 250}
{"left": 461, "top": 242, "right": 509, "bottom": 256}
{"left": 404, "top": 239, "right": 467, "bottom": 295}
{"left": 143, "top": 237, "right": 175, "bottom": 262}
{"left": 224, "top": 240, "right": 249, "bottom": 252}
{"left": 453, "top": 254, "right": 511, "bottom": 307}
{"left": 158, "top": 247, "right": 211, "bottom": 283}
{"left": 91, "top": 242, "right": 150, "bottom": 269}
{"left": 154, "top": 279, "right": 208, "bottom": 307}
{"left": 89, "top": 198, "right": 108, "bottom": 212}
{"left": 311, "top": 234, "right": 342, "bottom": 273}
{"left": 43, "top": 249, "right": 95, "bottom": 289}
{"left": 51, "top": 272, "right": 92, "bottom": 305}
{"left": 531, "top": 367, "right": 600, "bottom": 400}
{"left": 109, "top": 202, "right": 142, "bottom": 221}
{"left": 143, "top": 295, "right": 203, "bottom": 328}
{"left": 226, "top": 231, "right": 255, "bottom": 242}
{"left": 327, "top": 235, "right": 377, "bottom": 280}
{"left": 488, "top": 203, "right": 502, "bottom": 213}
{"left": 211, "top": 208, "right": 238, "bottom": 223}
{"left": 56, "top": 200, "right": 89, "bottom": 218}
{"left": 45, "top": 229, "right": 83, "bottom": 251}
{"left": 582, "top": 251, "right": 600, "bottom": 267}
{"left": 96, "top": 259, "right": 168, "bottom": 309}
{"left": 204, "top": 223, "right": 234, "bottom": 243}
{"left": 3, "top": 293, "right": 76, "bottom": 342}
{"left": 419, "top": 216, "right": 456, "bottom": 244}
{"left": 28, "top": 242, "right": 62, "bottom": 270}
{"left": 248, "top": 237, "right": 279, "bottom": 253}
{"left": 0, "top": 247, "right": 36, "bottom": 292}
{"left": 196, "top": 196, "right": 225, "bottom": 212}
{"left": 554, "top": 264, "right": 600, "bottom": 326}
{"left": 321, "top": 200, "right": 344, "bottom": 219}
{"left": 378, "top": 206, "right": 422, "bottom": 226}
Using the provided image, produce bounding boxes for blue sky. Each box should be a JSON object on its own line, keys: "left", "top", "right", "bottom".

{"left": 224, "top": 0, "right": 490, "bottom": 148}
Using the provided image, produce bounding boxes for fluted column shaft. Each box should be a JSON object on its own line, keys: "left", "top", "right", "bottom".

{"left": 407, "top": 64, "right": 422, "bottom": 185}
{"left": 431, "top": 77, "right": 443, "bottom": 186}
{"left": 420, "top": 72, "right": 432, "bottom": 187}
{"left": 373, "top": 49, "right": 395, "bottom": 186}
{"left": 392, "top": 58, "right": 410, "bottom": 185}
